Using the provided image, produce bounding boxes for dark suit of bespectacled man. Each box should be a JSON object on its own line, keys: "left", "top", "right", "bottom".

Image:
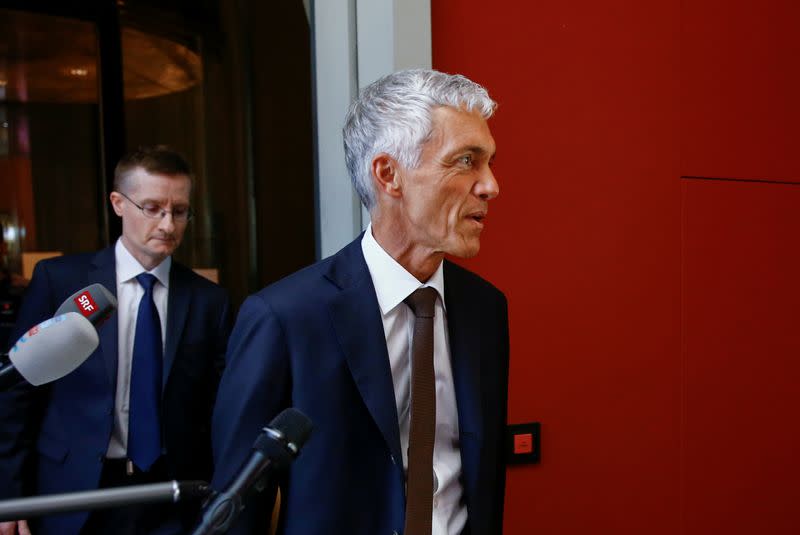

{"left": 212, "top": 69, "right": 510, "bottom": 535}
{"left": 0, "top": 146, "right": 231, "bottom": 535}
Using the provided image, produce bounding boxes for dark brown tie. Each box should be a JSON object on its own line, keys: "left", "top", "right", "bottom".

{"left": 403, "top": 287, "right": 438, "bottom": 535}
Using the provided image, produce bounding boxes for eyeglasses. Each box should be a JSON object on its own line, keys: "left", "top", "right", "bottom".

{"left": 117, "top": 191, "right": 193, "bottom": 222}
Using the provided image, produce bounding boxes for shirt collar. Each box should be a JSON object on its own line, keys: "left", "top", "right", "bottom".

{"left": 361, "top": 223, "right": 445, "bottom": 316}
{"left": 115, "top": 239, "right": 171, "bottom": 288}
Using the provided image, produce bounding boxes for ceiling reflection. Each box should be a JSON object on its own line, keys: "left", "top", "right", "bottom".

{"left": 0, "top": 8, "right": 202, "bottom": 103}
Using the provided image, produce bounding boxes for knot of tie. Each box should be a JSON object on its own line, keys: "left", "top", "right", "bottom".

{"left": 136, "top": 273, "right": 158, "bottom": 293}
{"left": 404, "top": 287, "right": 437, "bottom": 318}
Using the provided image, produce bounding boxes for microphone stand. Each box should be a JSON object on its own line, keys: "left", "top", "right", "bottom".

{"left": 0, "top": 359, "right": 24, "bottom": 391}
{"left": 0, "top": 481, "right": 210, "bottom": 522}
{"left": 189, "top": 469, "right": 276, "bottom": 535}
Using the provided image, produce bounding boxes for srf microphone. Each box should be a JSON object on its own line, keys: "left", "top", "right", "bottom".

{"left": 55, "top": 283, "right": 117, "bottom": 327}
{"left": 0, "top": 312, "right": 99, "bottom": 390}
{"left": 190, "top": 408, "right": 313, "bottom": 535}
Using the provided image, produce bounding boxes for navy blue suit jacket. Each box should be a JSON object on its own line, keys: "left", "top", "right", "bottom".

{"left": 212, "top": 236, "right": 509, "bottom": 535}
{"left": 0, "top": 246, "right": 231, "bottom": 535}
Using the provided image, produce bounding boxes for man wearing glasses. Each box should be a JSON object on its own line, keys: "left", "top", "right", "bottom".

{"left": 0, "top": 146, "right": 231, "bottom": 535}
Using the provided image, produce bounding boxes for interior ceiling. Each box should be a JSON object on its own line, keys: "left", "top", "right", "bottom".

{"left": 0, "top": 8, "right": 202, "bottom": 104}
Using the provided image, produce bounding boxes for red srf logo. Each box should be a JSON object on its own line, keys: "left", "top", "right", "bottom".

{"left": 75, "top": 292, "right": 97, "bottom": 317}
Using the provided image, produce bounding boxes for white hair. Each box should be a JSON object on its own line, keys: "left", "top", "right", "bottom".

{"left": 343, "top": 69, "right": 497, "bottom": 211}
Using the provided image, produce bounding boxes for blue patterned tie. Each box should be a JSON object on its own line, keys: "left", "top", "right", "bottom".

{"left": 128, "top": 273, "right": 163, "bottom": 471}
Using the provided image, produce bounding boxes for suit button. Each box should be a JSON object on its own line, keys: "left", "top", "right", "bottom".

{"left": 392, "top": 531, "right": 399, "bottom": 535}
{"left": 389, "top": 454, "right": 396, "bottom": 465}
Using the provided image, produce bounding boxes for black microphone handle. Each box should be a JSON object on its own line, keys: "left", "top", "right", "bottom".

{"left": 0, "top": 362, "right": 24, "bottom": 391}
{"left": 0, "top": 481, "right": 210, "bottom": 522}
{"left": 190, "top": 451, "right": 274, "bottom": 535}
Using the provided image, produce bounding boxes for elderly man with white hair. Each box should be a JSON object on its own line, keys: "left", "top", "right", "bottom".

{"left": 212, "top": 68, "right": 510, "bottom": 535}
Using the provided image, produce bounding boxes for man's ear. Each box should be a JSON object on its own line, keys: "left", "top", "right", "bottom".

{"left": 109, "top": 192, "right": 125, "bottom": 217}
{"left": 371, "top": 154, "right": 402, "bottom": 199}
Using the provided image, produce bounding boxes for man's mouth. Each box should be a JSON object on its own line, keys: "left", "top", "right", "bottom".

{"left": 467, "top": 211, "right": 487, "bottom": 225}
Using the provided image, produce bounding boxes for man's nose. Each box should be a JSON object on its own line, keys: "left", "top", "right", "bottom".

{"left": 157, "top": 211, "right": 175, "bottom": 232}
{"left": 475, "top": 167, "right": 499, "bottom": 200}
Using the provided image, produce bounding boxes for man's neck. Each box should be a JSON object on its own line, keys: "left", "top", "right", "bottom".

{"left": 119, "top": 238, "right": 167, "bottom": 272}
{"left": 370, "top": 220, "right": 442, "bottom": 283}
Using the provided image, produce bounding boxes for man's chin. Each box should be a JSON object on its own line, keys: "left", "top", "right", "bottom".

{"left": 147, "top": 245, "right": 177, "bottom": 259}
{"left": 446, "top": 240, "right": 481, "bottom": 259}
{"left": 149, "top": 239, "right": 178, "bottom": 251}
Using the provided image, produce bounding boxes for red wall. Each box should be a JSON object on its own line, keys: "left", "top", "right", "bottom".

{"left": 682, "top": 180, "right": 800, "bottom": 534}
{"left": 432, "top": 0, "right": 799, "bottom": 533}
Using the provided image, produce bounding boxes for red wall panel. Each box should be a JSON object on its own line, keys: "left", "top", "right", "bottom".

{"left": 682, "top": 179, "right": 800, "bottom": 534}
{"left": 681, "top": 0, "right": 800, "bottom": 181}
{"left": 433, "top": 1, "right": 681, "bottom": 533}
{"left": 432, "top": 0, "right": 798, "bottom": 533}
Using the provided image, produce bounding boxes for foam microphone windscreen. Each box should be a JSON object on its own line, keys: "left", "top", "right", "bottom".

{"left": 55, "top": 283, "right": 117, "bottom": 327}
{"left": 267, "top": 408, "right": 314, "bottom": 456}
{"left": 8, "top": 312, "right": 99, "bottom": 385}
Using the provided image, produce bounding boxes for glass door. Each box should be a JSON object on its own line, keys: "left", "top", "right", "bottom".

{"left": 0, "top": 8, "right": 103, "bottom": 348}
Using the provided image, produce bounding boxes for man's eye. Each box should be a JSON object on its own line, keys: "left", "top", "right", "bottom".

{"left": 173, "top": 207, "right": 189, "bottom": 217}
{"left": 459, "top": 155, "right": 473, "bottom": 166}
{"left": 143, "top": 204, "right": 162, "bottom": 216}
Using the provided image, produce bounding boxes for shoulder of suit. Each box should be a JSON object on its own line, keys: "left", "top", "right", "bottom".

{"left": 253, "top": 256, "right": 334, "bottom": 301}
{"left": 444, "top": 259, "right": 507, "bottom": 303}
{"left": 170, "top": 260, "right": 228, "bottom": 294}
{"left": 30, "top": 250, "right": 104, "bottom": 279}
{"left": 249, "top": 239, "right": 354, "bottom": 309}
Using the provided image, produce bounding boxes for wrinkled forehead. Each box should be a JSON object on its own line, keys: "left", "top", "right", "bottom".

{"left": 425, "top": 106, "right": 496, "bottom": 153}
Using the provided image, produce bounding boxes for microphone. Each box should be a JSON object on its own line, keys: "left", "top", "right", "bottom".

{"left": 55, "top": 283, "right": 117, "bottom": 327}
{"left": 191, "top": 408, "right": 313, "bottom": 535}
{"left": 0, "top": 480, "right": 211, "bottom": 521}
{"left": 0, "top": 312, "right": 99, "bottom": 390}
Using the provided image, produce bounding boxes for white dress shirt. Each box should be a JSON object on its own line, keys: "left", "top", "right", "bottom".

{"left": 361, "top": 224, "right": 467, "bottom": 535}
{"left": 106, "top": 239, "right": 170, "bottom": 458}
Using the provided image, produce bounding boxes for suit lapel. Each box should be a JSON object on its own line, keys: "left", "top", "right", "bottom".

{"left": 326, "top": 238, "right": 403, "bottom": 464}
{"left": 444, "top": 261, "right": 484, "bottom": 501}
{"left": 324, "top": 244, "right": 488, "bottom": 483}
{"left": 89, "top": 247, "right": 119, "bottom": 386}
{"left": 164, "top": 264, "right": 190, "bottom": 391}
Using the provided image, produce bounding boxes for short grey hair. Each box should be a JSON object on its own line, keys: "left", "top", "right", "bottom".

{"left": 343, "top": 69, "right": 497, "bottom": 211}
